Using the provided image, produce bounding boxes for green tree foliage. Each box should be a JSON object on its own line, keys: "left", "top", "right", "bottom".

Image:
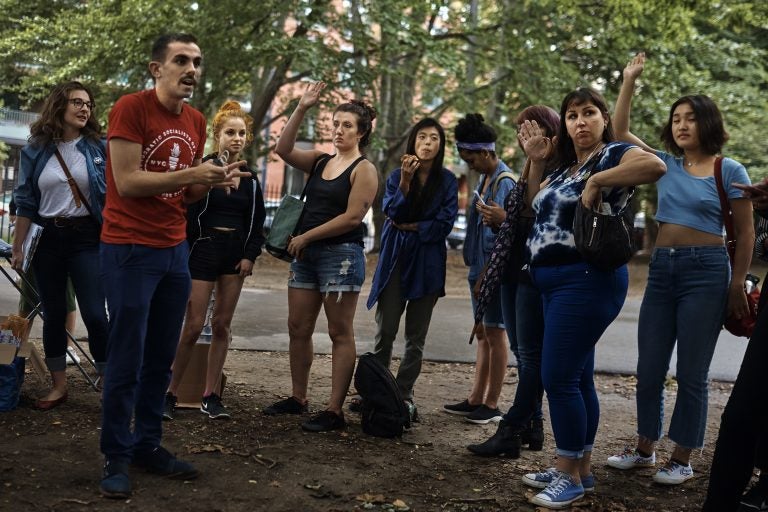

{"left": 0, "top": 0, "right": 765, "bottom": 246}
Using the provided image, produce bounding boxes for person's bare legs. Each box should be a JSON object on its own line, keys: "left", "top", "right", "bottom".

{"left": 41, "top": 370, "right": 67, "bottom": 401}
{"left": 467, "top": 325, "right": 490, "bottom": 405}
{"left": 203, "top": 275, "right": 244, "bottom": 396}
{"left": 287, "top": 288, "right": 323, "bottom": 404}
{"left": 167, "top": 280, "right": 215, "bottom": 395}
{"left": 483, "top": 326, "right": 508, "bottom": 409}
{"left": 322, "top": 291, "right": 359, "bottom": 414}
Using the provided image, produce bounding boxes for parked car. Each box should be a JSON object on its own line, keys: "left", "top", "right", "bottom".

{"left": 447, "top": 209, "right": 466, "bottom": 249}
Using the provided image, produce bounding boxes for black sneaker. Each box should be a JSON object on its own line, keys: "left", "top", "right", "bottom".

{"left": 263, "top": 396, "right": 308, "bottom": 415}
{"left": 200, "top": 393, "right": 230, "bottom": 420}
{"left": 739, "top": 483, "right": 768, "bottom": 511}
{"left": 465, "top": 405, "right": 503, "bottom": 424}
{"left": 132, "top": 446, "right": 199, "bottom": 480}
{"left": 301, "top": 410, "right": 346, "bottom": 432}
{"left": 100, "top": 458, "right": 131, "bottom": 499}
{"left": 162, "top": 392, "right": 177, "bottom": 421}
{"left": 443, "top": 399, "right": 480, "bottom": 416}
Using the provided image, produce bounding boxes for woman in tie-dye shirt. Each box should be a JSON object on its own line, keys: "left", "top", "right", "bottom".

{"left": 517, "top": 87, "right": 665, "bottom": 509}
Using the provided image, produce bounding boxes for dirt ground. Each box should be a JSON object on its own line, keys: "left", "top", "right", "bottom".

{"left": 0, "top": 253, "right": 745, "bottom": 512}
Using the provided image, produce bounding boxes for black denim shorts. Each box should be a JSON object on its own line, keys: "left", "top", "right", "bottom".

{"left": 188, "top": 229, "right": 244, "bottom": 281}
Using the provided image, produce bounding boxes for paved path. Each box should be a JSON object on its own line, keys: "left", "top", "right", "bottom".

{"left": 2, "top": 280, "right": 746, "bottom": 382}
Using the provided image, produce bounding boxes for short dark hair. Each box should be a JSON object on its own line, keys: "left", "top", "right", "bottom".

{"left": 454, "top": 113, "right": 497, "bottom": 156}
{"left": 151, "top": 33, "right": 198, "bottom": 63}
{"left": 29, "top": 81, "right": 101, "bottom": 147}
{"left": 660, "top": 95, "right": 728, "bottom": 156}
{"left": 553, "top": 87, "right": 614, "bottom": 170}
{"left": 334, "top": 100, "right": 377, "bottom": 149}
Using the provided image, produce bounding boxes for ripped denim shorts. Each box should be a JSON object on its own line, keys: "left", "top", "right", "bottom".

{"left": 288, "top": 242, "right": 365, "bottom": 294}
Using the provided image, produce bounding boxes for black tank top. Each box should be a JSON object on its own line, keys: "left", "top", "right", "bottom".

{"left": 300, "top": 154, "right": 366, "bottom": 246}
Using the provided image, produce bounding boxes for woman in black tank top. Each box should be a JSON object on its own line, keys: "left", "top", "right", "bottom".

{"left": 265, "top": 81, "right": 379, "bottom": 432}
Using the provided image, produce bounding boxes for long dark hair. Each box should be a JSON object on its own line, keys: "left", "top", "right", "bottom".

{"left": 403, "top": 117, "right": 446, "bottom": 220}
{"left": 660, "top": 95, "right": 728, "bottom": 156}
{"left": 334, "top": 99, "right": 377, "bottom": 149}
{"left": 28, "top": 81, "right": 101, "bottom": 147}
{"left": 552, "top": 87, "right": 614, "bottom": 170}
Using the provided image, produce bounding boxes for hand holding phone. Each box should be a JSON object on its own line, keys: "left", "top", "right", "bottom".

{"left": 473, "top": 190, "right": 486, "bottom": 207}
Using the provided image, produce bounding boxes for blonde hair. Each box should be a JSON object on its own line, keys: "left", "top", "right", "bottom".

{"left": 211, "top": 100, "right": 254, "bottom": 153}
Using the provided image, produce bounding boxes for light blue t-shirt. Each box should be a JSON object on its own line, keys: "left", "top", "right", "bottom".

{"left": 527, "top": 142, "right": 635, "bottom": 266}
{"left": 654, "top": 152, "right": 750, "bottom": 236}
{"left": 463, "top": 160, "right": 516, "bottom": 276}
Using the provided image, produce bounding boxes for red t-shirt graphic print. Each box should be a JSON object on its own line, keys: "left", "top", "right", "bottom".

{"left": 101, "top": 89, "right": 206, "bottom": 247}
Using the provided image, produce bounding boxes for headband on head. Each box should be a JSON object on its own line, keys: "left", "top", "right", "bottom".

{"left": 456, "top": 141, "right": 495, "bottom": 152}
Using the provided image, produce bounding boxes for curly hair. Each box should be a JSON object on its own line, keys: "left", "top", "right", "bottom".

{"left": 660, "top": 95, "right": 728, "bottom": 156}
{"left": 28, "top": 81, "right": 101, "bottom": 147}
{"left": 454, "top": 113, "right": 498, "bottom": 157}
{"left": 334, "top": 99, "right": 377, "bottom": 149}
{"left": 211, "top": 100, "right": 254, "bottom": 154}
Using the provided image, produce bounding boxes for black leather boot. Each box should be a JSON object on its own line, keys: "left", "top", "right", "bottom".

{"left": 467, "top": 420, "right": 522, "bottom": 458}
{"left": 521, "top": 418, "right": 544, "bottom": 451}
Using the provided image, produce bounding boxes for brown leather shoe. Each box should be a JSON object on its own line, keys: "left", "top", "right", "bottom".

{"left": 35, "top": 392, "right": 68, "bottom": 411}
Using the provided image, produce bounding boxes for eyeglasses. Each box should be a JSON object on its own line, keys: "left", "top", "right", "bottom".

{"left": 68, "top": 98, "right": 95, "bottom": 110}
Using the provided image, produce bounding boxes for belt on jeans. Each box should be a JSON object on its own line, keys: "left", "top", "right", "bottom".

{"left": 44, "top": 216, "right": 94, "bottom": 228}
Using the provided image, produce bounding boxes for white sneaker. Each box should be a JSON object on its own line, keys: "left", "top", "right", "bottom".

{"left": 66, "top": 348, "right": 81, "bottom": 365}
{"left": 606, "top": 446, "right": 656, "bottom": 469}
{"left": 652, "top": 461, "right": 694, "bottom": 485}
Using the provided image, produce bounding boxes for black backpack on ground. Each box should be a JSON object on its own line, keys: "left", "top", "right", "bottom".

{"left": 353, "top": 352, "right": 410, "bottom": 438}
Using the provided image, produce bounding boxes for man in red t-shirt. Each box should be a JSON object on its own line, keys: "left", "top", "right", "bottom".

{"left": 99, "top": 33, "right": 247, "bottom": 499}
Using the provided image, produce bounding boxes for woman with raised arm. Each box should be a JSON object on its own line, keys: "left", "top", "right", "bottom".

{"left": 265, "top": 81, "right": 379, "bottom": 432}
{"left": 606, "top": 53, "right": 753, "bottom": 487}
{"left": 163, "top": 100, "right": 266, "bottom": 421}
{"left": 517, "top": 87, "right": 665, "bottom": 509}
{"left": 11, "top": 81, "right": 109, "bottom": 409}
{"left": 365, "top": 117, "right": 458, "bottom": 418}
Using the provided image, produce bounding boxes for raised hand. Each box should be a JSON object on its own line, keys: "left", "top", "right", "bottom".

{"left": 400, "top": 154, "right": 420, "bottom": 183}
{"left": 623, "top": 52, "right": 645, "bottom": 82}
{"left": 298, "top": 81, "right": 326, "bottom": 110}
{"left": 518, "top": 120, "right": 553, "bottom": 162}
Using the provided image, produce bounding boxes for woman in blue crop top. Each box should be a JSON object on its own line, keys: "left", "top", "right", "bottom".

{"left": 517, "top": 87, "right": 665, "bottom": 509}
{"left": 268, "top": 81, "right": 379, "bottom": 433}
{"left": 164, "top": 101, "right": 266, "bottom": 420}
{"left": 606, "top": 53, "right": 754, "bottom": 487}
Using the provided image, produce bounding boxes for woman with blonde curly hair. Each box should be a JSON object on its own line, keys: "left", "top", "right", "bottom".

{"left": 164, "top": 100, "right": 266, "bottom": 420}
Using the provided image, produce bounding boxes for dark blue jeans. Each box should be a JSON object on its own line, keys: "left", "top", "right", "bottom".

{"left": 636, "top": 246, "right": 729, "bottom": 448}
{"left": 532, "top": 261, "right": 627, "bottom": 458}
{"left": 502, "top": 277, "right": 544, "bottom": 426}
{"left": 32, "top": 219, "right": 108, "bottom": 372}
{"left": 500, "top": 281, "right": 519, "bottom": 362}
{"left": 99, "top": 242, "right": 191, "bottom": 462}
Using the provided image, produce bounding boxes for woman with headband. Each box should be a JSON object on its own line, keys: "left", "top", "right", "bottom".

{"left": 443, "top": 113, "right": 515, "bottom": 425}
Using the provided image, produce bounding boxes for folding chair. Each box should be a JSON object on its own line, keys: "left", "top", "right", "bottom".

{"left": 0, "top": 240, "right": 100, "bottom": 391}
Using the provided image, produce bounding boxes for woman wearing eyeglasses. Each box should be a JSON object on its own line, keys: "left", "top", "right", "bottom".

{"left": 12, "top": 81, "right": 108, "bottom": 410}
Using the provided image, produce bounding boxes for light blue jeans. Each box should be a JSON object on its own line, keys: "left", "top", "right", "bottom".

{"left": 636, "top": 246, "right": 730, "bottom": 449}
